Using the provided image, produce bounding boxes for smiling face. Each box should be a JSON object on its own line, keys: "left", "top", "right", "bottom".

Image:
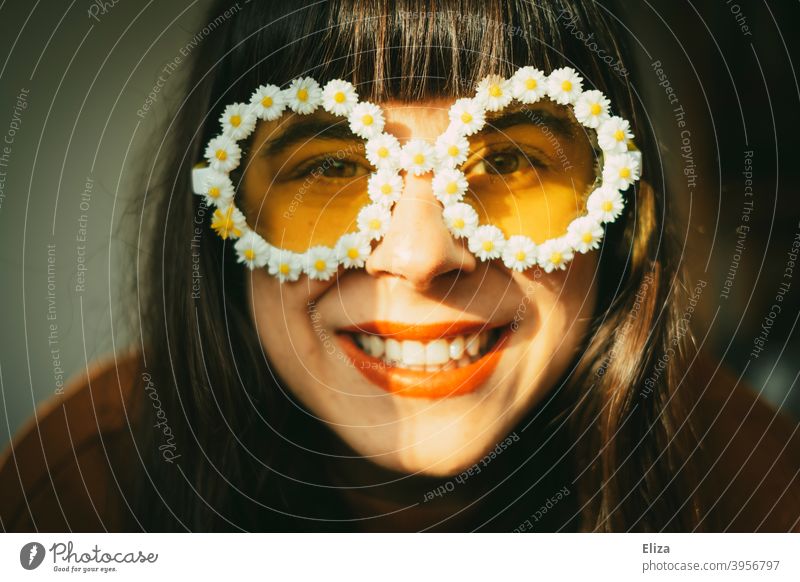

{"left": 241, "top": 97, "right": 599, "bottom": 476}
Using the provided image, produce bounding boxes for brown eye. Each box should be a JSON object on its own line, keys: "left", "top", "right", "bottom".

{"left": 484, "top": 152, "right": 520, "bottom": 174}
{"left": 320, "top": 158, "right": 370, "bottom": 179}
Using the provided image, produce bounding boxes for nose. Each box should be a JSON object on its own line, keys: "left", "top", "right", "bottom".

{"left": 365, "top": 173, "right": 476, "bottom": 289}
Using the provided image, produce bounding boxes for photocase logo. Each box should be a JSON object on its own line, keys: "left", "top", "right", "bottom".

{"left": 20, "top": 542, "right": 46, "bottom": 570}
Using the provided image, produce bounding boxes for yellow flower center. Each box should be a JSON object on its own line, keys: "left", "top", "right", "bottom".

{"left": 413, "top": 153, "right": 425, "bottom": 166}
{"left": 210, "top": 208, "right": 240, "bottom": 240}
{"left": 368, "top": 218, "right": 382, "bottom": 230}
{"left": 215, "top": 149, "right": 227, "bottom": 161}
{"left": 561, "top": 80, "right": 572, "bottom": 92}
{"left": 482, "top": 240, "right": 494, "bottom": 252}
{"left": 334, "top": 91, "right": 346, "bottom": 103}
{"left": 362, "top": 114, "right": 374, "bottom": 126}
{"left": 261, "top": 95, "right": 273, "bottom": 108}
{"left": 208, "top": 186, "right": 220, "bottom": 199}
{"left": 453, "top": 218, "right": 465, "bottom": 229}
{"left": 489, "top": 84, "right": 503, "bottom": 97}
{"left": 516, "top": 251, "right": 527, "bottom": 261}
{"left": 229, "top": 114, "right": 241, "bottom": 127}
{"left": 460, "top": 112, "right": 473, "bottom": 124}
{"left": 619, "top": 167, "right": 631, "bottom": 179}
{"left": 314, "top": 259, "right": 326, "bottom": 272}
{"left": 297, "top": 88, "right": 308, "bottom": 102}
{"left": 445, "top": 182, "right": 458, "bottom": 194}
{"left": 347, "top": 247, "right": 360, "bottom": 259}
{"left": 447, "top": 145, "right": 460, "bottom": 157}
{"left": 279, "top": 263, "right": 290, "bottom": 275}
{"left": 377, "top": 146, "right": 389, "bottom": 158}
{"left": 525, "top": 78, "right": 537, "bottom": 90}
{"left": 614, "top": 129, "right": 625, "bottom": 141}
{"left": 550, "top": 251, "right": 563, "bottom": 264}
{"left": 590, "top": 103, "right": 602, "bottom": 115}
{"left": 602, "top": 201, "right": 614, "bottom": 212}
{"left": 380, "top": 183, "right": 393, "bottom": 195}
{"left": 582, "top": 232, "right": 593, "bottom": 243}
{"left": 244, "top": 248, "right": 256, "bottom": 260}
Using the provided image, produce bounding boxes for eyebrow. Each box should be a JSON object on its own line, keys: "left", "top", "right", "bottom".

{"left": 257, "top": 103, "right": 577, "bottom": 159}
{"left": 258, "top": 118, "right": 363, "bottom": 158}
{"left": 478, "top": 104, "right": 577, "bottom": 140}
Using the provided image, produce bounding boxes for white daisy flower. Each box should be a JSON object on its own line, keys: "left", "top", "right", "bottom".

{"left": 400, "top": 139, "right": 435, "bottom": 175}
{"left": 537, "top": 238, "right": 574, "bottom": 273}
{"left": 587, "top": 187, "right": 625, "bottom": 223}
{"left": 304, "top": 245, "right": 338, "bottom": 281}
{"left": 285, "top": 77, "right": 322, "bottom": 115}
{"left": 198, "top": 169, "right": 235, "bottom": 207}
{"left": 597, "top": 116, "right": 633, "bottom": 154}
{"left": 349, "top": 102, "right": 385, "bottom": 139}
{"left": 367, "top": 170, "right": 403, "bottom": 205}
{"left": 434, "top": 131, "right": 470, "bottom": 168}
{"left": 249, "top": 84, "right": 286, "bottom": 121}
{"left": 502, "top": 235, "right": 538, "bottom": 271}
{"left": 602, "top": 151, "right": 641, "bottom": 191}
{"left": 448, "top": 98, "right": 486, "bottom": 136}
{"left": 335, "top": 232, "right": 372, "bottom": 269}
{"left": 365, "top": 133, "right": 401, "bottom": 170}
{"left": 567, "top": 216, "right": 605, "bottom": 253}
{"left": 547, "top": 67, "right": 584, "bottom": 105}
{"left": 357, "top": 203, "right": 392, "bottom": 240}
{"left": 510, "top": 66, "right": 547, "bottom": 103}
{"left": 432, "top": 168, "right": 468, "bottom": 205}
{"left": 468, "top": 224, "right": 506, "bottom": 261}
{"left": 219, "top": 103, "right": 257, "bottom": 140}
{"left": 268, "top": 249, "right": 303, "bottom": 282}
{"left": 322, "top": 79, "right": 358, "bottom": 116}
{"left": 204, "top": 135, "right": 241, "bottom": 173}
{"left": 234, "top": 230, "right": 271, "bottom": 269}
{"left": 210, "top": 204, "right": 247, "bottom": 240}
{"left": 574, "top": 89, "right": 610, "bottom": 129}
{"left": 442, "top": 202, "right": 479, "bottom": 239}
{"left": 476, "top": 75, "right": 513, "bottom": 112}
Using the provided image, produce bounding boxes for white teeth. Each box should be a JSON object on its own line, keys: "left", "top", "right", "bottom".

{"left": 449, "top": 336, "right": 465, "bottom": 360}
{"left": 402, "top": 340, "right": 426, "bottom": 366}
{"left": 369, "top": 335, "right": 385, "bottom": 358}
{"left": 425, "top": 340, "right": 450, "bottom": 366}
{"left": 465, "top": 333, "right": 480, "bottom": 357}
{"left": 350, "top": 328, "right": 501, "bottom": 370}
{"left": 385, "top": 338, "right": 402, "bottom": 363}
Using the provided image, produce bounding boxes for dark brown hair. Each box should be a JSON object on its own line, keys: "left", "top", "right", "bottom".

{"left": 132, "top": 0, "right": 704, "bottom": 531}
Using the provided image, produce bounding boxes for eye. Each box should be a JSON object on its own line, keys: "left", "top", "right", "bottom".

{"left": 292, "top": 155, "right": 371, "bottom": 180}
{"left": 320, "top": 158, "right": 368, "bottom": 179}
{"left": 482, "top": 152, "right": 520, "bottom": 174}
{"left": 465, "top": 145, "right": 549, "bottom": 178}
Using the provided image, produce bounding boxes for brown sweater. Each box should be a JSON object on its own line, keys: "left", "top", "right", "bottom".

{"left": 1, "top": 351, "right": 799, "bottom": 531}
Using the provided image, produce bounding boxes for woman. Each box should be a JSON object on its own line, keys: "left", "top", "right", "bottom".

{"left": 1, "top": 0, "right": 798, "bottom": 532}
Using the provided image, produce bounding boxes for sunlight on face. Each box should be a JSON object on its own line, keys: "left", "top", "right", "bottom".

{"left": 243, "top": 97, "right": 599, "bottom": 476}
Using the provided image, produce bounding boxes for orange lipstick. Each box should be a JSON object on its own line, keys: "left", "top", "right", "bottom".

{"left": 337, "top": 321, "right": 510, "bottom": 399}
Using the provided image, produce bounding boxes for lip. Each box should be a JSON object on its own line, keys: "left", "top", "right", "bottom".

{"left": 338, "top": 320, "right": 498, "bottom": 341}
{"left": 336, "top": 321, "right": 511, "bottom": 399}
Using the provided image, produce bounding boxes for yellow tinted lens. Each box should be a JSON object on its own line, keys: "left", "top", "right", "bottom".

{"left": 242, "top": 119, "right": 371, "bottom": 251}
{"left": 463, "top": 105, "right": 597, "bottom": 244}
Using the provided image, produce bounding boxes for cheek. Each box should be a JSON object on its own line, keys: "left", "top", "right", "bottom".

{"left": 507, "top": 252, "right": 598, "bottom": 384}
{"left": 246, "top": 268, "right": 343, "bottom": 382}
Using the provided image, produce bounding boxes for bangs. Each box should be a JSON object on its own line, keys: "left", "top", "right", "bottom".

{"left": 208, "top": 0, "right": 629, "bottom": 106}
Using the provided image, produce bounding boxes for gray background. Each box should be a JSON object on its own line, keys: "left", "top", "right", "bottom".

{"left": 0, "top": 0, "right": 213, "bottom": 445}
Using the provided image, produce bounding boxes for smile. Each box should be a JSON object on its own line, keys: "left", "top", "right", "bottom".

{"left": 336, "top": 321, "right": 510, "bottom": 399}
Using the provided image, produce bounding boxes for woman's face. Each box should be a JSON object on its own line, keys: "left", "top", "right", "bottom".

{"left": 243, "top": 97, "right": 599, "bottom": 476}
